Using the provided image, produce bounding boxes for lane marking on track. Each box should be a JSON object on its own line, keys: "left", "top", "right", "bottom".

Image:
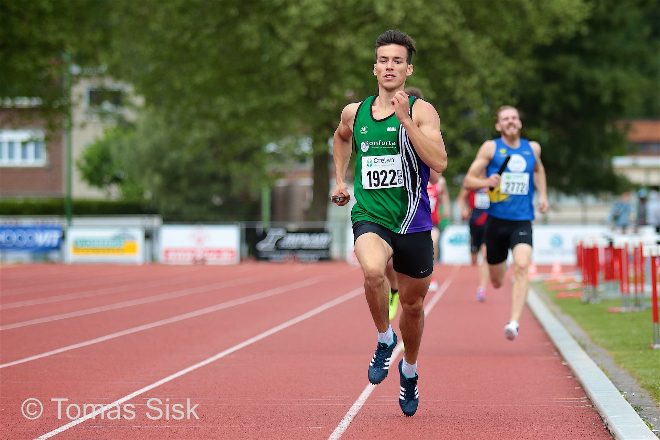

{"left": 0, "top": 276, "right": 329, "bottom": 368}
{"left": 0, "top": 275, "right": 280, "bottom": 331}
{"left": 34, "top": 287, "right": 364, "bottom": 439}
{"left": 1, "top": 268, "right": 151, "bottom": 297}
{"left": 1, "top": 264, "right": 315, "bottom": 309}
{"left": 0, "top": 269, "right": 219, "bottom": 310}
{"left": 328, "top": 266, "right": 460, "bottom": 440}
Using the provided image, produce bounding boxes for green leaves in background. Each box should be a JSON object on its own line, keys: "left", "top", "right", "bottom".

{"left": 2, "top": 0, "right": 658, "bottom": 219}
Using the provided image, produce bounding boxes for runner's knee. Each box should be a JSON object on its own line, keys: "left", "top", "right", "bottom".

{"left": 490, "top": 268, "right": 505, "bottom": 288}
{"left": 362, "top": 265, "right": 386, "bottom": 290}
{"left": 400, "top": 293, "right": 424, "bottom": 315}
{"left": 513, "top": 260, "right": 529, "bottom": 276}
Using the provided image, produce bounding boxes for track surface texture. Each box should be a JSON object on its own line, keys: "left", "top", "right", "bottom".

{"left": 0, "top": 262, "right": 612, "bottom": 439}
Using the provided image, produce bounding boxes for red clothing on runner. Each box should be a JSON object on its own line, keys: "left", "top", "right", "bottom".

{"left": 427, "top": 181, "right": 441, "bottom": 226}
{"left": 467, "top": 189, "right": 489, "bottom": 226}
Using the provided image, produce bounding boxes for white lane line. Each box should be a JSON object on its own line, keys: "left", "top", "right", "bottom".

{"left": 1, "top": 268, "right": 154, "bottom": 297}
{"left": 328, "top": 266, "right": 460, "bottom": 440}
{"left": 0, "top": 277, "right": 325, "bottom": 369}
{"left": 0, "top": 270, "right": 217, "bottom": 310}
{"left": 2, "top": 264, "right": 301, "bottom": 309}
{"left": 0, "top": 276, "right": 265, "bottom": 331}
{"left": 35, "top": 287, "right": 364, "bottom": 439}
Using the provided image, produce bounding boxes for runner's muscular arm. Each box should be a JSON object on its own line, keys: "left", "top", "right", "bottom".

{"left": 531, "top": 141, "right": 549, "bottom": 213}
{"left": 463, "top": 141, "right": 499, "bottom": 190}
{"left": 331, "top": 103, "right": 359, "bottom": 206}
{"left": 391, "top": 92, "right": 447, "bottom": 173}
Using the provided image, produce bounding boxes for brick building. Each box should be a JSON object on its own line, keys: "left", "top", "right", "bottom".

{"left": 613, "top": 119, "right": 660, "bottom": 186}
{"left": 0, "top": 100, "right": 64, "bottom": 197}
{"left": 1, "top": 78, "right": 133, "bottom": 200}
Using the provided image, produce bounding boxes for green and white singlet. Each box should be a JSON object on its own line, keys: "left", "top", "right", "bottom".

{"left": 351, "top": 95, "right": 433, "bottom": 234}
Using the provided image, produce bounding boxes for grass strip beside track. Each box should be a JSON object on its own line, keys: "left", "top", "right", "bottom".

{"left": 535, "top": 282, "right": 660, "bottom": 404}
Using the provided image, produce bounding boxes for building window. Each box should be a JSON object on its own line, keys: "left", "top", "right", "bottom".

{"left": 641, "top": 143, "right": 660, "bottom": 154}
{"left": 0, "top": 130, "right": 47, "bottom": 167}
{"left": 87, "top": 87, "right": 124, "bottom": 113}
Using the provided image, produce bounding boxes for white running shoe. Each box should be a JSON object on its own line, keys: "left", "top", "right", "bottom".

{"left": 476, "top": 287, "right": 486, "bottom": 302}
{"left": 504, "top": 321, "right": 519, "bottom": 341}
{"left": 429, "top": 279, "right": 438, "bottom": 291}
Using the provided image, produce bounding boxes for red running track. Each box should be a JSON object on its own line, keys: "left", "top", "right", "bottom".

{"left": 0, "top": 262, "right": 611, "bottom": 439}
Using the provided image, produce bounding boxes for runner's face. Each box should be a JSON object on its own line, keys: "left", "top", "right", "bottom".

{"left": 373, "top": 44, "right": 413, "bottom": 90}
{"left": 495, "top": 109, "right": 522, "bottom": 137}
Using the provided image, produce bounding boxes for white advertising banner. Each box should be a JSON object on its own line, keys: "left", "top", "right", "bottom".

{"left": 160, "top": 225, "right": 240, "bottom": 265}
{"left": 66, "top": 227, "right": 144, "bottom": 264}
{"left": 532, "top": 224, "right": 608, "bottom": 264}
{"left": 440, "top": 225, "right": 472, "bottom": 265}
{"left": 440, "top": 224, "right": 610, "bottom": 265}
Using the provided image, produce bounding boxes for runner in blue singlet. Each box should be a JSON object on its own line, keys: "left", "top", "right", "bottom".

{"left": 463, "top": 105, "right": 549, "bottom": 341}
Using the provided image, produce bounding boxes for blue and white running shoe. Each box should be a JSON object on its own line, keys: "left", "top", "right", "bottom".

{"left": 367, "top": 332, "right": 397, "bottom": 384}
{"left": 398, "top": 359, "right": 419, "bottom": 416}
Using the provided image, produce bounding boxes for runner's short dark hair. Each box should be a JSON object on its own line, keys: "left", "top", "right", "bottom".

{"left": 375, "top": 30, "right": 416, "bottom": 64}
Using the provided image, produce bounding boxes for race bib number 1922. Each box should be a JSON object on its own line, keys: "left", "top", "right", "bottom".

{"left": 361, "top": 155, "right": 404, "bottom": 190}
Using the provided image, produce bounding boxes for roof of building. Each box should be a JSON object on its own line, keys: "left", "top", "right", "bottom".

{"left": 623, "top": 119, "right": 660, "bottom": 143}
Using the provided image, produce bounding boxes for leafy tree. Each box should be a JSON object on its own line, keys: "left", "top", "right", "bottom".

{"left": 79, "top": 111, "right": 263, "bottom": 221}
{"left": 517, "top": 0, "right": 660, "bottom": 195}
{"left": 6, "top": 0, "right": 657, "bottom": 221}
{"left": 100, "top": 0, "right": 592, "bottom": 220}
{"left": 77, "top": 123, "right": 144, "bottom": 200}
{"left": 0, "top": 0, "right": 112, "bottom": 120}
{"left": 409, "top": 0, "right": 592, "bottom": 188}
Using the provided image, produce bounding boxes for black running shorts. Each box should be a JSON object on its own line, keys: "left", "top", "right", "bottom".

{"left": 484, "top": 216, "right": 533, "bottom": 265}
{"left": 469, "top": 223, "right": 486, "bottom": 254}
{"left": 352, "top": 221, "right": 434, "bottom": 279}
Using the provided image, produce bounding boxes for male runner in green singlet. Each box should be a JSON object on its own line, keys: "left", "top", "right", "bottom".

{"left": 331, "top": 30, "right": 447, "bottom": 416}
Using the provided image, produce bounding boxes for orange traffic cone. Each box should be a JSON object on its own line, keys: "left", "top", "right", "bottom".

{"left": 528, "top": 262, "right": 538, "bottom": 279}
{"left": 551, "top": 260, "right": 563, "bottom": 280}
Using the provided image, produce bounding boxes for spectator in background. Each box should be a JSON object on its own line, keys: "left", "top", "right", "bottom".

{"left": 609, "top": 192, "right": 632, "bottom": 233}
{"left": 635, "top": 188, "right": 648, "bottom": 232}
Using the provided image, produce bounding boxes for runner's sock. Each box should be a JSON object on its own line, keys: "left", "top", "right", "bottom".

{"left": 402, "top": 360, "right": 417, "bottom": 378}
{"left": 377, "top": 325, "right": 394, "bottom": 346}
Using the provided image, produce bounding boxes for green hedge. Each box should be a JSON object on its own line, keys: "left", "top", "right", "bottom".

{"left": 0, "top": 198, "right": 158, "bottom": 216}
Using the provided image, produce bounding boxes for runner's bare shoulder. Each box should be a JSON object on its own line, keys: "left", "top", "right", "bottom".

{"left": 340, "top": 102, "right": 361, "bottom": 130}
